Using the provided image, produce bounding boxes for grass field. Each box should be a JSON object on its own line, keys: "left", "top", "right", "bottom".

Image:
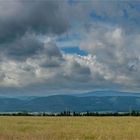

{"left": 0, "top": 117, "right": 140, "bottom": 140}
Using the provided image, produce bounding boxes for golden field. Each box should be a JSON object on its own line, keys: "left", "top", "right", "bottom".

{"left": 0, "top": 116, "right": 140, "bottom": 140}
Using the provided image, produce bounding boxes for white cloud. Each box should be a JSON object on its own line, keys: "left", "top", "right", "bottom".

{"left": 0, "top": 38, "right": 112, "bottom": 90}
{"left": 80, "top": 24, "right": 140, "bottom": 90}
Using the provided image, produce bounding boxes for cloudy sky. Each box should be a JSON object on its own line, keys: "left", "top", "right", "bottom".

{"left": 0, "top": 0, "right": 140, "bottom": 96}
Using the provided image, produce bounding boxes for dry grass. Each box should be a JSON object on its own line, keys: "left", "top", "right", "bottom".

{"left": 0, "top": 116, "right": 140, "bottom": 140}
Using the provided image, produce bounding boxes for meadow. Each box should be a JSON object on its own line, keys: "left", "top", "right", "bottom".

{"left": 0, "top": 116, "right": 140, "bottom": 140}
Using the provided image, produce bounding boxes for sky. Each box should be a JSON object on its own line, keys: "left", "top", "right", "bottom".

{"left": 0, "top": 0, "right": 140, "bottom": 96}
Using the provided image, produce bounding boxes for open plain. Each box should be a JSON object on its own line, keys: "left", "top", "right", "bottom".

{"left": 0, "top": 116, "right": 140, "bottom": 140}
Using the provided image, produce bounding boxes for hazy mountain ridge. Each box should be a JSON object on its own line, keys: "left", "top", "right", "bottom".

{"left": 0, "top": 91, "right": 140, "bottom": 112}
{"left": 75, "top": 91, "right": 140, "bottom": 97}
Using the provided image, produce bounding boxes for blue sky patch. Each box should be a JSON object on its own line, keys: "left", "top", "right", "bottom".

{"left": 61, "top": 47, "right": 88, "bottom": 56}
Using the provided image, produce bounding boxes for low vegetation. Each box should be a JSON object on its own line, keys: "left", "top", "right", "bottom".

{"left": 0, "top": 110, "right": 140, "bottom": 116}
{"left": 0, "top": 116, "right": 140, "bottom": 140}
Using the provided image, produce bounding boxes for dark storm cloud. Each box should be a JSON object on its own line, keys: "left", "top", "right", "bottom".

{"left": 0, "top": 0, "right": 69, "bottom": 60}
{"left": 0, "top": 0, "right": 68, "bottom": 43}
{"left": 1, "top": 33, "right": 43, "bottom": 60}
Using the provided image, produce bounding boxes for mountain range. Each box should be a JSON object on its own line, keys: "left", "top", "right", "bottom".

{"left": 0, "top": 91, "right": 140, "bottom": 112}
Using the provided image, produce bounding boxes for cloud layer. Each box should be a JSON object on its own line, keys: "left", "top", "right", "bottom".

{"left": 0, "top": 0, "right": 140, "bottom": 95}
{"left": 0, "top": 0, "right": 68, "bottom": 42}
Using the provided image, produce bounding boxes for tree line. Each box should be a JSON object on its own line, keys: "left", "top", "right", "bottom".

{"left": 0, "top": 110, "right": 140, "bottom": 116}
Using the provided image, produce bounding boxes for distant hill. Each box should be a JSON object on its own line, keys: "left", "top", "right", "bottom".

{"left": 74, "top": 91, "right": 140, "bottom": 97}
{"left": 0, "top": 91, "right": 140, "bottom": 112}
